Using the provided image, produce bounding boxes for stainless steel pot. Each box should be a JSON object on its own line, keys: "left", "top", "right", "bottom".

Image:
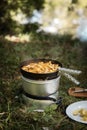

{"left": 22, "top": 75, "right": 61, "bottom": 96}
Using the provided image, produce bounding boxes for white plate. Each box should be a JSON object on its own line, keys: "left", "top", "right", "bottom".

{"left": 66, "top": 101, "right": 87, "bottom": 124}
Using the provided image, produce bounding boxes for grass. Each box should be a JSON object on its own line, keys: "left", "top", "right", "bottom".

{"left": 0, "top": 32, "right": 87, "bottom": 130}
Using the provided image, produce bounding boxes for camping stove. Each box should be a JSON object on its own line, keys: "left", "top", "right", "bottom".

{"left": 20, "top": 59, "right": 62, "bottom": 110}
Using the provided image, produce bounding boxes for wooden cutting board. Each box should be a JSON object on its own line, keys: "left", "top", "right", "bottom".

{"left": 68, "top": 87, "right": 87, "bottom": 97}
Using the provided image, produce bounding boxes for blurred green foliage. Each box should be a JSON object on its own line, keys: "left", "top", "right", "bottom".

{"left": 0, "top": 0, "right": 87, "bottom": 35}
{"left": 0, "top": 0, "right": 87, "bottom": 34}
{"left": 0, "top": 0, "right": 44, "bottom": 34}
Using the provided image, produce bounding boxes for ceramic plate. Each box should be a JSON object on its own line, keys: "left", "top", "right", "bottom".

{"left": 66, "top": 101, "right": 87, "bottom": 124}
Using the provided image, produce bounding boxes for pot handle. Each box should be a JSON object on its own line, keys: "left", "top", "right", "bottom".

{"left": 48, "top": 97, "right": 63, "bottom": 108}
{"left": 61, "top": 72, "right": 80, "bottom": 85}
{"left": 55, "top": 97, "right": 62, "bottom": 105}
{"left": 59, "top": 67, "right": 82, "bottom": 75}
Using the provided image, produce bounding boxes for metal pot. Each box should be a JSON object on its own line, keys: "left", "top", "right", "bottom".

{"left": 22, "top": 75, "right": 60, "bottom": 96}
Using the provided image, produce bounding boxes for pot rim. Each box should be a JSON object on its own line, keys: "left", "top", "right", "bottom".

{"left": 21, "top": 75, "right": 60, "bottom": 84}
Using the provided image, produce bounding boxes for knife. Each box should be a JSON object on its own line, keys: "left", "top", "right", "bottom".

{"left": 74, "top": 89, "right": 87, "bottom": 93}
